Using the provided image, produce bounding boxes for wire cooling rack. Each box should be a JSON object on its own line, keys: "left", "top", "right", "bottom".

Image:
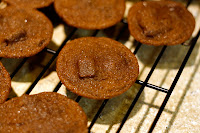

{"left": 1, "top": 0, "right": 200, "bottom": 132}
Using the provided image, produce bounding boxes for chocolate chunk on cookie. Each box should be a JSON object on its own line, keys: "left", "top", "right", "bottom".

{"left": 56, "top": 37, "right": 139, "bottom": 99}
{"left": 0, "top": 92, "right": 88, "bottom": 133}
{"left": 127, "top": 1, "right": 195, "bottom": 46}
{"left": 78, "top": 56, "right": 96, "bottom": 78}
{"left": 0, "top": 6, "right": 53, "bottom": 58}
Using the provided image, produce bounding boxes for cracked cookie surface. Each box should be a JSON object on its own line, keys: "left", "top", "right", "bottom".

{"left": 54, "top": 0, "right": 125, "bottom": 29}
{"left": 56, "top": 37, "right": 139, "bottom": 99}
{"left": 127, "top": 1, "right": 195, "bottom": 46}
{"left": 0, "top": 61, "right": 11, "bottom": 104}
{"left": 0, "top": 6, "right": 53, "bottom": 58}
{"left": 3, "top": 0, "right": 54, "bottom": 9}
{"left": 0, "top": 92, "right": 88, "bottom": 133}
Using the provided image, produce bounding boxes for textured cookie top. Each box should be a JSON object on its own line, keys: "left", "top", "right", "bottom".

{"left": 56, "top": 37, "right": 139, "bottom": 99}
{"left": 54, "top": 0, "right": 125, "bottom": 29}
{"left": 0, "top": 6, "right": 53, "bottom": 58}
{"left": 127, "top": 1, "right": 195, "bottom": 46}
{"left": 3, "top": 0, "right": 54, "bottom": 9}
{"left": 0, "top": 92, "right": 88, "bottom": 133}
{"left": 0, "top": 61, "right": 11, "bottom": 104}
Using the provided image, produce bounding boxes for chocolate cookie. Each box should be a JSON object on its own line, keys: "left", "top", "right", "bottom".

{"left": 127, "top": 1, "right": 195, "bottom": 46}
{"left": 56, "top": 37, "right": 139, "bottom": 99}
{"left": 0, "top": 61, "right": 11, "bottom": 104}
{"left": 3, "top": 0, "right": 54, "bottom": 9}
{"left": 0, "top": 6, "right": 53, "bottom": 58}
{"left": 54, "top": 0, "right": 125, "bottom": 29}
{"left": 0, "top": 92, "right": 88, "bottom": 133}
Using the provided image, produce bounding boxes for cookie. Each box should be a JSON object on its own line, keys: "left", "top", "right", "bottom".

{"left": 56, "top": 37, "right": 139, "bottom": 99}
{"left": 0, "top": 92, "right": 88, "bottom": 133}
{"left": 0, "top": 6, "right": 53, "bottom": 58}
{"left": 127, "top": 1, "right": 195, "bottom": 46}
{"left": 54, "top": 0, "right": 125, "bottom": 29}
{"left": 0, "top": 61, "right": 11, "bottom": 104}
{"left": 3, "top": 0, "right": 54, "bottom": 9}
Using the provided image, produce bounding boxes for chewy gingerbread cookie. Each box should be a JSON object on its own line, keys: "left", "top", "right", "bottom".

{"left": 0, "top": 6, "right": 53, "bottom": 58}
{"left": 0, "top": 61, "right": 11, "bottom": 104}
{"left": 0, "top": 92, "right": 88, "bottom": 133}
{"left": 56, "top": 37, "right": 139, "bottom": 99}
{"left": 3, "top": 0, "right": 54, "bottom": 9}
{"left": 127, "top": 1, "right": 195, "bottom": 46}
{"left": 54, "top": 0, "right": 125, "bottom": 29}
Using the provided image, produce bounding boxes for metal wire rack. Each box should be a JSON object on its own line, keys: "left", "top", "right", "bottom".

{"left": 2, "top": 0, "right": 200, "bottom": 132}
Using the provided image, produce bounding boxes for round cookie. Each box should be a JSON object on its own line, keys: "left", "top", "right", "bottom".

{"left": 3, "top": 0, "right": 54, "bottom": 9}
{"left": 0, "top": 92, "right": 88, "bottom": 133}
{"left": 0, "top": 6, "right": 53, "bottom": 58}
{"left": 54, "top": 0, "right": 125, "bottom": 29}
{"left": 0, "top": 61, "right": 11, "bottom": 104}
{"left": 127, "top": 1, "right": 195, "bottom": 46}
{"left": 56, "top": 37, "right": 139, "bottom": 99}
